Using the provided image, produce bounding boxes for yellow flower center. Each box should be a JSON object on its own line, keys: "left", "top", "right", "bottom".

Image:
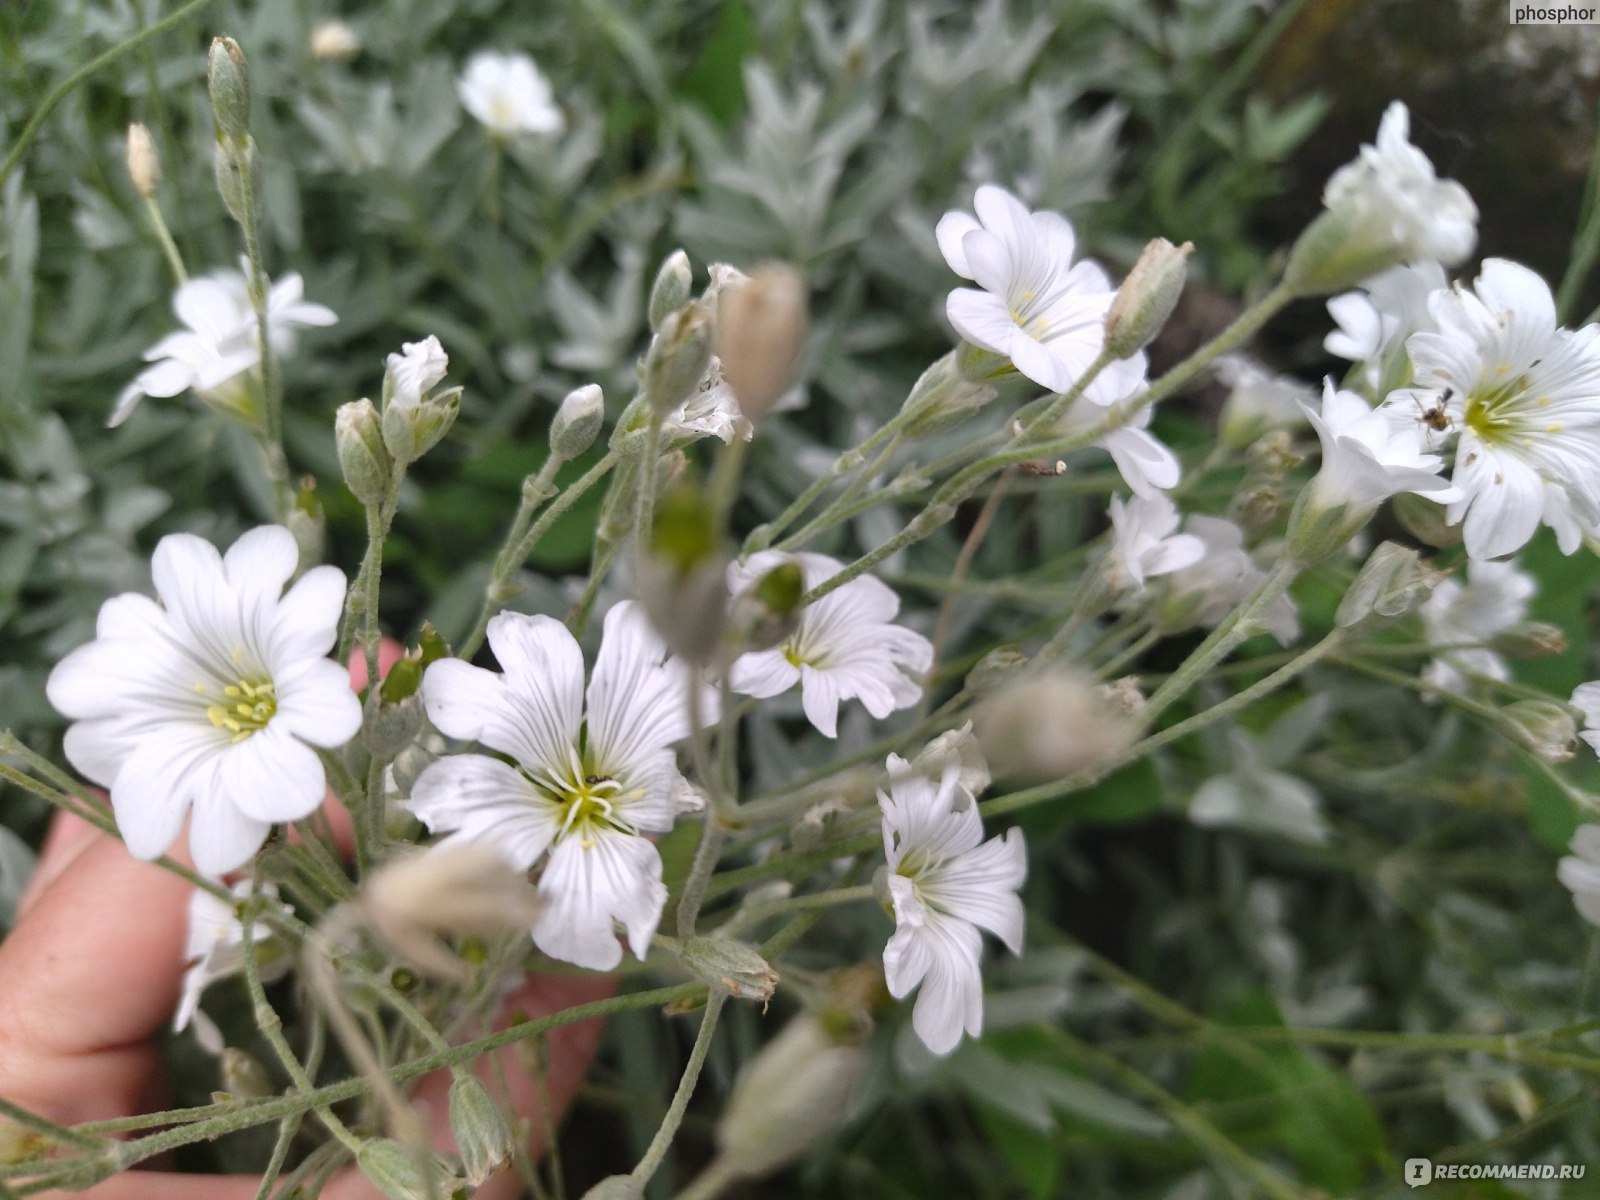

{"left": 1463, "top": 367, "right": 1550, "bottom": 441}
{"left": 204, "top": 678, "right": 277, "bottom": 742}
{"left": 545, "top": 768, "right": 637, "bottom": 849}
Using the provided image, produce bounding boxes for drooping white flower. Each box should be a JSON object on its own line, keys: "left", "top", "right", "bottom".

{"left": 176, "top": 879, "right": 287, "bottom": 1047}
{"left": 1054, "top": 392, "right": 1180, "bottom": 497}
{"left": 667, "top": 358, "right": 752, "bottom": 444}
{"left": 727, "top": 552, "right": 932, "bottom": 738}
{"left": 937, "top": 185, "right": 1146, "bottom": 404}
{"left": 1300, "top": 380, "right": 1460, "bottom": 516}
{"left": 1384, "top": 259, "right": 1600, "bottom": 560}
{"left": 1324, "top": 261, "right": 1446, "bottom": 390}
{"left": 911, "top": 722, "right": 991, "bottom": 798}
{"left": 1321, "top": 102, "right": 1478, "bottom": 269}
{"left": 46, "top": 526, "right": 361, "bottom": 876}
{"left": 1571, "top": 682, "right": 1600, "bottom": 757}
{"left": 1215, "top": 354, "right": 1314, "bottom": 448}
{"left": 408, "top": 603, "right": 716, "bottom": 971}
{"left": 879, "top": 754, "right": 1025, "bottom": 1055}
{"left": 1104, "top": 493, "right": 1206, "bottom": 594}
{"left": 1557, "top": 825, "right": 1600, "bottom": 926}
{"left": 385, "top": 335, "right": 449, "bottom": 409}
{"left": 457, "top": 51, "right": 564, "bottom": 138}
{"left": 111, "top": 268, "right": 336, "bottom": 427}
{"left": 1163, "top": 515, "right": 1300, "bottom": 646}
{"left": 1418, "top": 559, "right": 1534, "bottom": 694}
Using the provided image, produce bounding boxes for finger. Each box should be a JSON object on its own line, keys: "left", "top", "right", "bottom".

{"left": 347, "top": 638, "right": 405, "bottom": 692}
{"left": 15, "top": 809, "right": 100, "bottom": 919}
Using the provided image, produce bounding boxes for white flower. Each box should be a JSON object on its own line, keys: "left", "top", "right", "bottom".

{"left": 111, "top": 267, "right": 336, "bottom": 427}
{"left": 727, "top": 552, "right": 932, "bottom": 738}
{"left": 937, "top": 185, "right": 1145, "bottom": 403}
{"left": 1418, "top": 559, "right": 1534, "bottom": 694}
{"left": 457, "top": 51, "right": 564, "bottom": 138}
{"left": 1322, "top": 102, "right": 1478, "bottom": 269}
{"left": 1572, "top": 682, "right": 1600, "bottom": 757}
{"left": 1385, "top": 259, "right": 1600, "bottom": 559}
{"left": 1324, "top": 261, "right": 1446, "bottom": 388}
{"left": 1557, "top": 825, "right": 1600, "bottom": 926}
{"left": 1301, "top": 380, "right": 1459, "bottom": 515}
{"left": 1054, "top": 392, "right": 1180, "bottom": 497}
{"left": 408, "top": 603, "right": 716, "bottom": 971}
{"left": 879, "top": 754, "right": 1025, "bottom": 1055}
{"left": 1165, "top": 515, "right": 1300, "bottom": 646}
{"left": 911, "top": 722, "right": 990, "bottom": 798}
{"left": 1215, "top": 354, "right": 1313, "bottom": 447}
{"left": 667, "top": 358, "right": 752, "bottom": 444}
{"left": 1104, "top": 493, "right": 1206, "bottom": 593}
{"left": 176, "top": 879, "right": 287, "bottom": 1046}
{"left": 46, "top": 526, "right": 361, "bottom": 876}
{"left": 385, "top": 335, "right": 449, "bottom": 409}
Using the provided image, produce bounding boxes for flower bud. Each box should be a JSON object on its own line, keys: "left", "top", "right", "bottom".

{"left": 1393, "top": 493, "right": 1462, "bottom": 550}
{"left": 974, "top": 669, "right": 1139, "bottom": 784}
{"left": 0, "top": 1123, "right": 48, "bottom": 1165}
{"left": 213, "top": 134, "right": 260, "bottom": 227}
{"left": 902, "top": 354, "right": 997, "bottom": 439}
{"left": 1493, "top": 622, "right": 1569, "bottom": 659}
{"left": 711, "top": 1013, "right": 866, "bottom": 1182}
{"left": 1104, "top": 238, "right": 1191, "bottom": 359}
{"left": 207, "top": 36, "right": 252, "bottom": 142}
{"left": 310, "top": 19, "right": 360, "bottom": 61}
{"left": 365, "top": 693, "right": 423, "bottom": 758}
{"left": 954, "top": 339, "right": 1012, "bottom": 383}
{"left": 355, "top": 1139, "right": 463, "bottom": 1200}
{"left": 727, "top": 559, "right": 804, "bottom": 653}
{"left": 1284, "top": 206, "right": 1402, "bottom": 298}
{"left": 449, "top": 1074, "right": 515, "bottom": 1186}
{"left": 715, "top": 263, "right": 808, "bottom": 419}
{"left": 1334, "top": 542, "right": 1438, "bottom": 630}
{"left": 965, "top": 645, "right": 1028, "bottom": 695}
{"left": 336, "top": 399, "right": 392, "bottom": 506}
{"left": 648, "top": 249, "right": 693, "bottom": 332}
{"left": 126, "top": 123, "right": 160, "bottom": 197}
{"left": 550, "top": 383, "right": 605, "bottom": 461}
{"left": 218, "top": 1047, "right": 274, "bottom": 1099}
{"left": 382, "top": 387, "right": 461, "bottom": 464}
{"left": 1285, "top": 484, "right": 1365, "bottom": 568}
{"left": 1503, "top": 699, "right": 1578, "bottom": 764}
{"left": 360, "top": 846, "right": 543, "bottom": 981}
{"left": 638, "top": 481, "right": 728, "bottom": 664}
{"left": 287, "top": 478, "right": 326, "bottom": 567}
{"left": 680, "top": 937, "right": 779, "bottom": 1005}
{"left": 642, "top": 301, "right": 715, "bottom": 418}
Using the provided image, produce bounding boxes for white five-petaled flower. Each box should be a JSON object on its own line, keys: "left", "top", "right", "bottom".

{"left": 1324, "top": 261, "right": 1446, "bottom": 390}
{"left": 1418, "top": 559, "right": 1534, "bottom": 694}
{"left": 1301, "top": 380, "right": 1460, "bottom": 516}
{"left": 1104, "top": 493, "right": 1206, "bottom": 594}
{"left": 457, "top": 50, "right": 564, "bottom": 138}
{"left": 1384, "top": 259, "right": 1600, "bottom": 559}
{"left": 1322, "top": 101, "right": 1478, "bottom": 269}
{"left": 879, "top": 753, "right": 1026, "bottom": 1055}
{"left": 1557, "top": 825, "right": 1600, "bottom": 927}
{"left": 385, "top": 335, "right": 449, "bottom": 409}
{"left": 1571, "top": 682, "right": 1600, "bottom": 758}
{"left": 937, "top": 185, "right": 1146, "bottom": 404}
{"left": 727, "top": 552, "right": 932, "bottom": 738}
{"left": 408, "top": 603, "right": 716, "bottom": 971}
{"left": 176, "top": 879, "right": 287, "bottom": 1050}
{"left": 46, "top": 526, "right": 361, "bottom": 876}
{"left": 1053, "top": 392, "right": 1181, "bottom": 497}
{"left": 111, "top": 267, "right": 336, "bottom": 427}
{"left": 1164, "top": 515, "right": 1300, "bottom": 646}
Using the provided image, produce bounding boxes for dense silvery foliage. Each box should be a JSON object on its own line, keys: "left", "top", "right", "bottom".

{"left": 5, "top": 3, "right": 1600, "bottom": 1200}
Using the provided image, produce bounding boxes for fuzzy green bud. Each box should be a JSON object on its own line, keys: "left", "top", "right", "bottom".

{"left": 1334, "top": 542, "right": 1437, "bottom": 630}
{"left": 449, "top": 1075, "right": 515, "bottom": 1186}
{"left": 648, "top": 249, "right": 693, "bottom": 332}
{"left": 336, "top": 399, "right": 392, "bottom": 506}
{"left": 1492, "top": 622, "right": 1569, "bottom": 659}
{"left": 550, "top": 383, "right": 605, "bottom": 461}
{"left": 680, "top": 937, "right": 779, "bottom": 1004}
{"left": 1284, "top": 206, "right": 1403, "bottom": 298}
{"left": 643, "top": 301, "right": 715, "bottom": 417}
{"left": 954, "top": 339, "right": 1012, "bottom": 383}
{"left": 1284, "top": 485, "right": 1362, "bottom": 568}
{"left": 902, "top": 353, "right": 997, "bottom": 439}
{"left": 1393, "top": 492, "right": 1462, "bottom": 550}
{"left": 355, "top": 1139, "right": 463, "bottom": 1200}
{"left": 1503, "top": 699, "right": 1579, "bottom": 764}
{"left": 716, "top": 262, "right": 808, "bottom": 419}
{"left": 1104, "top": 238, "right": 1192, "bottom": 359}
{"left": 207, "top": 36, "right": 251, "bottom": 142}
{"left": 212, "top": 135, "right": 259, "bottom": 227}
{"left": 639, "top": 481, "right": 728, "bottom": 664}
{"left": 287, "top": 478, "right": 326, "bottom": 567}
{"left": 217, "top": 1047, "right": 274, "bottom": 1100}
{"left": 382, "top": 389, "right": 460, "bottom": 465}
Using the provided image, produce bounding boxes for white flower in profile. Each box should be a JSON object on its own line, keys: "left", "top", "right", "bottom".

{"left": 879, "top": 754, "right": 1025, "bottom": 1055}
{"left": 1571, "top": 682, "right": 1600, "bottom": 757}
{"left": 385, "top": 335, "right": 449, "bottom": 409}
{"left": 46, "top": 526, "right": 361, "bottom": 876}
{"left": 1301, "top": 380, "right": 1459, "bottom": 517}
{"left": 1322, "top": 102, "right": 1478, "bottom": 269}
{"left": 1104, "top": 493, "right": 1206, "bottom": 594}
{"left": 1164, "top": 515, "right": 1300, "bottom": 646}
{"left": 1214, "top": 354, "right": 1313, "bottom": 448}
{"left": 1054, "top": 393, "right": 1180, "bottom": 497}
{"left": 1324, "top": 261, "right": 1446, "bottom": 387}
{"left": 112, "top": 268, "right": 336, "bottom": 427}
{"left": 1418, "top": 559, "right": 1534, "bottom": 694}
{"left": 727, "top": 552, "right": 932, "bottom": 738}
{"left": 1387, "top": 259, "right": 1600, "bottom": 559}
{"left": 457, "top": 50, "right": 564, "bottom": 138}
{"left": 408, "top": 603, "right": 716, "bottom": 970}
{"left": 1557, "top": 825, "right": 1600, "bottom": 926}
{"left": 176, "top": 879, "right": 288, "bottom": 1049}
{"left": 937, "top": 185, "right": 1145, "bottom": 404}
{"left": 667, "top": 358, "right": 752, "bottom": 444}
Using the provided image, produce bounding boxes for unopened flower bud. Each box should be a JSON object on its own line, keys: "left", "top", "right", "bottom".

{"left": 550, "top": 383, "right": 605, "bottom": 461}
{"left": 287, "top": 478, "right": 326, "bottom": 566}
{"left": 0, "top": 1123, "right": 48, "bottom": 1165}
{"left": 902, "top": 354, "right": 997, "bottom": 439}
{"left": 1335, "top": 542, "right": 1438, "bottom": 630}
{"left": 728, "top": 559, "right": 804, "bottom": 653}
{"left": 648, "top": 249, "right": 693, "bottom": 332}
{"left": 1503, "top": 699, "right": 1578, "bottom": 764}
{"left": 207, "top": 36, "right": 252, "bottom": 142}
{"left": 213, "top": 135, "right": 260, "bottom": 227}
{"left": 355, "top": 1139, "right": 463, "bottom": 1200}
{"left": 381, "top": 336, "right": 459, "bottom": 463}
{"left": 643, "top": 302, "right": 715, "bottom": 417}
{"left": 711, "top": 1014, "right": 866, "bottom": 1183}
{"left": 974, "top": 669, "right": 1139, "bottom": 784}
{"left": 218, "top": 1047, "right": 274, "bottom": 1099}
{"left": 361, "top": 846, "right": 543, "bottom": 981}
{"left": 126, "top": 123, "right": 160, "bottom": 197}
{"left": 1393, "top": 493, "right": 1462, "bottom": 550}
{"left": 365, "top": 692, "right": 423, "bottom": 757}
{"left": 1493, "top": 622, "right": 1569, "bottom": 659}
{"left": 954, "top": 339, "right": 1011, "bottom": 382}
{"left": 310, "top": 19, "right": 360, "bottom": 61}
{"left": 337, "top": 399, "right": 392, "bottom": 506}
{"left": 639, "top": 481, "right": 727, "bottom": 663}
{"left": 1284, "top": 205, "right": 1400, "bottom": 298}
{"left": 449, "top": 1074, "right": 515, "bottom": 1186}
{"left": 715, "top": 263, "right": 808, "bottom": 419}
{"left": 680, "top": 937, "right": 779, "bottom": 1004}
{"left": 1104, "top": 238, "right": 1191, "bottom": 359}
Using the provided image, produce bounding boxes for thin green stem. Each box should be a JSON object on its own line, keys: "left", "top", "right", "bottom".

{"left": 677, "top": 816, "right": 729, "bottom": 940}
{"left": 713, "top": 883, "right": 877, "bottom": 938}
{"left": 778, "top": 431, "right": 903, "bottom": 551}
{"left": 141, "top": 195, "right": 187, "bottom": 285}
{"left": 629, "top": 994, "right": 727, "bottom": 1187}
